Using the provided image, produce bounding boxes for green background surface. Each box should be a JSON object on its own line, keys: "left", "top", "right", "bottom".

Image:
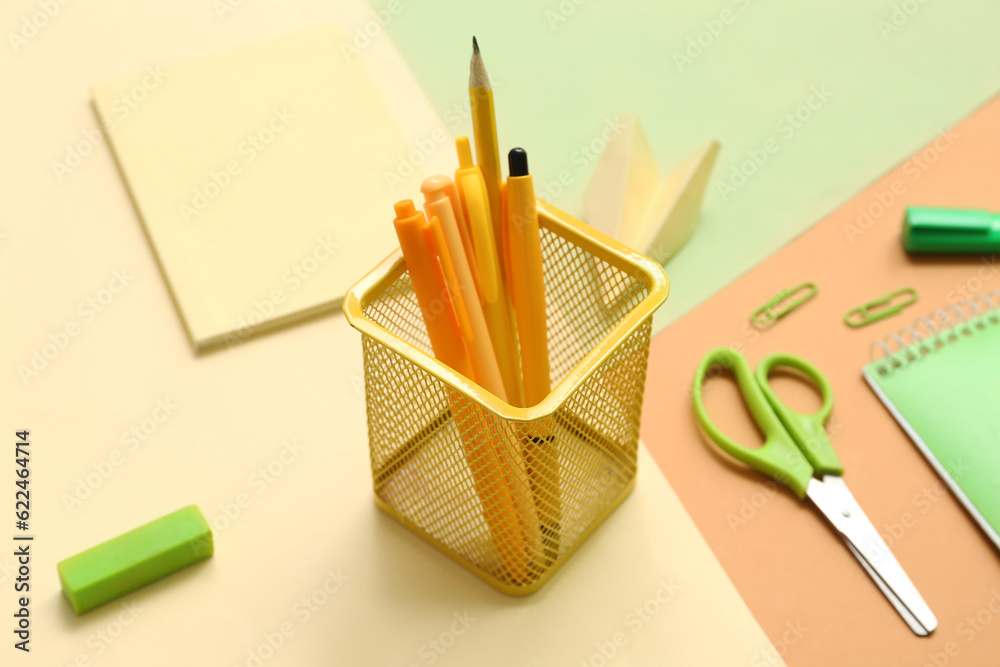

{"left": 382, "top": 0, "right": 1000, "bottom": 332}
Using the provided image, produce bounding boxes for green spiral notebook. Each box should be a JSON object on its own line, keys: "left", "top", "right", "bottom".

{"left": 863, "top": 294, "right": 1000, "bottom": 549}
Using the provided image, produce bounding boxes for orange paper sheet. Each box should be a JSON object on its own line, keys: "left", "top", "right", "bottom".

{"left": 642, "top": 93, "right": 1000, "bottom": 666}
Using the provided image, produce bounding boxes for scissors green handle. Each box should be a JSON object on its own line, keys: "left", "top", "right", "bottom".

{"left": 692, "top": 349, "right": 843, "bottom": 498}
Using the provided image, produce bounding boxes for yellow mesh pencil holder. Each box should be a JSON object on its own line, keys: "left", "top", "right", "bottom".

{"left": 343, "top": 200, "right": 669, "bottom": 595}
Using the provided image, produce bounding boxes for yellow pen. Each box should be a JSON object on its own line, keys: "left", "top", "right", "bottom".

{"left": 427, "top": 169, "right": 542, "bottom": 571}
{"left": 454, "top": 137, "right": 525, "bottom": 407}
{"left": 505, "top": 148, "right": 550, "bottom": 406}
{"left": 505, "top": 147, "right": 560, "bottom": 565}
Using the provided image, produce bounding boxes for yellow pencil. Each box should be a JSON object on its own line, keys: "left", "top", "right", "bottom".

{"left": 469, "top": 37, "right": 506, "bottom": 285}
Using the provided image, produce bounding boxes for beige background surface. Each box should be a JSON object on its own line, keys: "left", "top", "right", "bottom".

{"left": 2, "top": 2, "right": 778, "bottom": 664}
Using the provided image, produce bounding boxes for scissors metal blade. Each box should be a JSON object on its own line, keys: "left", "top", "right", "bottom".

{"left": 806, "top": 475, "right": 937, "bottom": 636}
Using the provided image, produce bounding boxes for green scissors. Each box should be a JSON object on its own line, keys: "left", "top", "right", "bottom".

{"left": 692, "top": 348, "right": 937, "bottom": 636}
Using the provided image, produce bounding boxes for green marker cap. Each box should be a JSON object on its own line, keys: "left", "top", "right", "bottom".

{"left": 903, "top": 206, "right": 1000, "bottom": 254}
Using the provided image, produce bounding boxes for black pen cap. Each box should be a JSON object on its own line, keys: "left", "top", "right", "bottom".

{"left": 508, "top": 148, "right": 529, "bottom": 177}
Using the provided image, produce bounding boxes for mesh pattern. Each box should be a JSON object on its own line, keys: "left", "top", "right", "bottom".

{"left": 360, "top": 223, "right": 656, "bottom": 594}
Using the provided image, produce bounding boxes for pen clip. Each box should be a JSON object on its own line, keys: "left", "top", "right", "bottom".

{"left": 443, "top": 180, "right": 481, "bottom": 288}
{"left": 843, "top": 287, "right": 919, "bottom": 328}
{"left": 501, "top": 182, "right": 512, "bottom": 295}
{"left": 459, "top": 173, "right": 500, "bottom": 304}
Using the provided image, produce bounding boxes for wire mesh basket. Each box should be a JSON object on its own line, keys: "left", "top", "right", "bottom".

{"left": 343, "top": 199, "right": 669, "bottom": 595}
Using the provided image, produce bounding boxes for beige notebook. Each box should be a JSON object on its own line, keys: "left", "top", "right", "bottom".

{"left": 92, "top": 25, "right": 438, "bottom": 351}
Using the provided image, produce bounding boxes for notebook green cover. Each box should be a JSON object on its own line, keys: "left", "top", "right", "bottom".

{"left": 862, "top": 300, "right": 1000, "bottom": 548}
{"left": 863, "top": 299, "right": 1000, "bottom": 548}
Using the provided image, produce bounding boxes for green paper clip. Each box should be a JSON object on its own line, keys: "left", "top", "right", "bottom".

{"left": 751, "top": 282, "right": 818, "bottom": 329}
{"left": 844, "top": 287, "right": 918, "bottom": 328}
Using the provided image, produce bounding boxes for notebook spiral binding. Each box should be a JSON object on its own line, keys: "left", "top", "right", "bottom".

{"left": 868, "top": 289, "right": 1000, "bottom": 374}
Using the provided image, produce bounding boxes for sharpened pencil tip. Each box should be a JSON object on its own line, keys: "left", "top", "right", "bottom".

{"left": 469, "top": 36, "right": 489, "bottom": 89}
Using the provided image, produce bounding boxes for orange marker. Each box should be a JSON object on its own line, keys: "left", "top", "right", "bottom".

{"left": 391, "top": 200, "right": 473, "bottom": 379}
{"left": 393, "top": 199, "right": 531, "bottom": 583}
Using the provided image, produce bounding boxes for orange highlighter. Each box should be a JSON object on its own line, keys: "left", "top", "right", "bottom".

{"left": 454, "top": 137, "right": 525, "bottom": 407}
{"left": 421, "top": 176, "right": 507, "bottom": 401}
{"left": 392, "top": 200, "right": 473, "bottom": 379}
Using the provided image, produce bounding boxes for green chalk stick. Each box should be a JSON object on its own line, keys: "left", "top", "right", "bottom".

{"left": 57, "top": 505, "right": 213, "bottom": 615}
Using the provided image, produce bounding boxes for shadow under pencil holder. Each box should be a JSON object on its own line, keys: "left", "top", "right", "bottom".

{"left": 343, "top": 200, "right": 669, "bottom": 595}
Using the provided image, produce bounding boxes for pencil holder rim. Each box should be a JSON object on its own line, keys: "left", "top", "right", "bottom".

{"left": 342, "top": 199, "right": 670, "bottom": 420}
